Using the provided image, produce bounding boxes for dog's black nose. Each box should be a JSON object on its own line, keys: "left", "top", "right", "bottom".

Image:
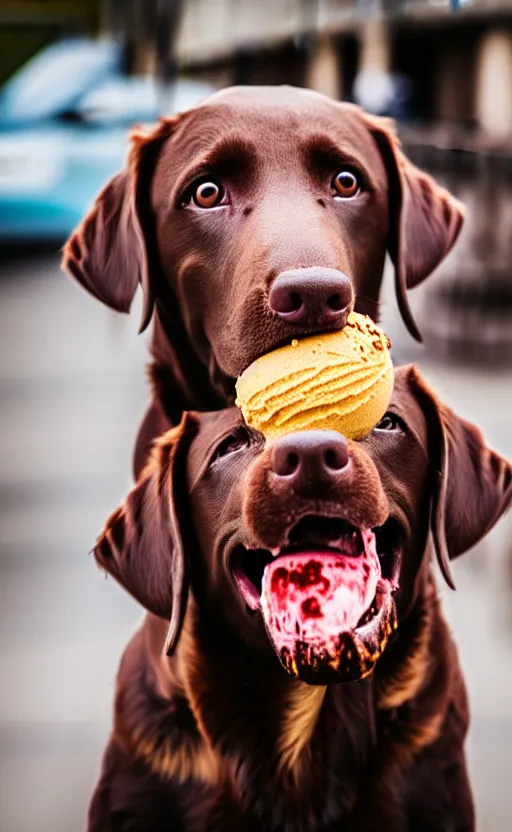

{"left": 271, "top": 431, "right": 349, "bottom": 495}
{"left": 268, "top": 268, "right": 353, "bottom": 328}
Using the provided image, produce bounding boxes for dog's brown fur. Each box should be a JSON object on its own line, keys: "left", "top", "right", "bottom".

{"left": 88, "top": 366, "right": 511, "bottom": 831}
{"left": 62, "top": 86, "right": 464, "bottom": 477}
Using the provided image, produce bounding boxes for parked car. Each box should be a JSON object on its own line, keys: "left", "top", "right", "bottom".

{"left": 0, "top": 38, "right": 213, "bottom": 242}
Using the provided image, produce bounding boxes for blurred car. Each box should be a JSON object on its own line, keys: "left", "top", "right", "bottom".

{"left": 0, "top": 38, "right": 213, "bottom": 242}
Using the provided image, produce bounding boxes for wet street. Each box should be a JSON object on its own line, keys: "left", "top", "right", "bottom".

{"left": 0, "top": 252, "right": 511, "bottom": 831}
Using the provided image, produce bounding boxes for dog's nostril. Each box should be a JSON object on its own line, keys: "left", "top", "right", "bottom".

{"left": 289, "top": 292, "right": 303, "bottom": 312}
{"left": 272, "top": 446, "right": 300, "bottom": 477}
{"left": 323, "top": 446, "right": 348, "bottom": 471}
{"left": 327, "top": 292, "right": 344, "bottom": 312}
{"left": 283, "top": 452, "right": 300, "bottom": 476}
{"left": 269, "top": 284, "right": 303, "bottom": 315}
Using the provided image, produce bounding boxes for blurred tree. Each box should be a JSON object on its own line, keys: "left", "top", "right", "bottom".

{"left": 105, "top": 0, "right": 183, "bottom": 79}
{"left": 155, "top": 0, "right": 184, "bottom": 82}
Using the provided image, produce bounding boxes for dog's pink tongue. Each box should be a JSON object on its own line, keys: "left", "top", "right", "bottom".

{"left": 260, "top": 534, "right": 381, "bottom": 675}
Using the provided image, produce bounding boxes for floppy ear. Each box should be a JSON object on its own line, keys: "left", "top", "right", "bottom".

{"left": 363, "top": 114, "right": 465, "bottom": 342}
{"left": 409, "top": 367, "right": 512, "bottom": 589}
{"left": 94, "top": 412, "right": 198, "bottom": 653}
{"left": 61, "top": 118, "right": 176, "bottom": 333}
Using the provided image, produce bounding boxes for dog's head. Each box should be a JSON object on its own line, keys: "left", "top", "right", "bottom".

{"left": 63, "top": 86, "right": 463, "bottom": 402}
{"left": 95, "top": 366, "right": 510, "bottom": 685}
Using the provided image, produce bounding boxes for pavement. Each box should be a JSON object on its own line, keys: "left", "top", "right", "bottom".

{"left": 0, "top": 252, "right": 511, "bottom": 831}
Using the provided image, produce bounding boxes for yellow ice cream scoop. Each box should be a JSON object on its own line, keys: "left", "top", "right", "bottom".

{"left": 235, "top": 312, "right": 393, "bottom": 441}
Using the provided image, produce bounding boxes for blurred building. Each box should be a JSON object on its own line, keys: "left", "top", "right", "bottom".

{"left": 160, "top": 0, "right": 512, "bottom": 141}
{"left": 5, "top": 0, "right": 512, "bottom": 140}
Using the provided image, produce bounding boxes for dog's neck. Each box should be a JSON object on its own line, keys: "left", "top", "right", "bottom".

{"left": 168, "top": 601, "right": 377, "bottom": 825}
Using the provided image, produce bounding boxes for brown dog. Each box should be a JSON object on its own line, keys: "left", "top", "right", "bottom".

{"left": 62, "top": 86, "right": 464, "bottom": 476}
{"left": 89, "top": 366, "right": 511, "bottom": 831}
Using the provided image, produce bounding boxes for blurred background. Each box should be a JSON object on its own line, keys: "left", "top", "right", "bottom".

{"left": 0, "top": 1, "right": 511, "bottom": 830}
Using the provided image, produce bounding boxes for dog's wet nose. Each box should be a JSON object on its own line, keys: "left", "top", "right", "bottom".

{"left": 268, "top": 268, "right": 354, "bottom": 328}
{"left": 271, "top": 430, "right": 349, "bottom": 495}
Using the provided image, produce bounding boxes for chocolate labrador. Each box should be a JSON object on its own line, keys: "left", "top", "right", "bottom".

{"left": 62, "top": 86, "right": 464, "bottom": 476}
{"left": 88, "top": 366, "right": 511, "bottom": 831}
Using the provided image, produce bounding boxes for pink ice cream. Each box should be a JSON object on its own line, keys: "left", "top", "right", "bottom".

{"left": 259, "top": 529, "right": 396, "bottom": 683}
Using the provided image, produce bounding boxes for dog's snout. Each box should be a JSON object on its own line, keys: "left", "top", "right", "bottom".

{"left": 268, "top": 268, "right": 354, "bottom": 329}
{"left": 271, "top": 430, "right": 349, "bottom": 495}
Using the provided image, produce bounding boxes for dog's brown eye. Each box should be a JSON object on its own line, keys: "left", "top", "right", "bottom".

{"left": 332, "top": 170, "right": 359, "bottom": 199}
{"left": 193, "top": 180, "right": 224, "bottom": 209}
{"left": 210, "top": 429, "right": 251, "bottom": 465}
{"left": 374, "top": 413, "right": 405, "bottom": 433}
